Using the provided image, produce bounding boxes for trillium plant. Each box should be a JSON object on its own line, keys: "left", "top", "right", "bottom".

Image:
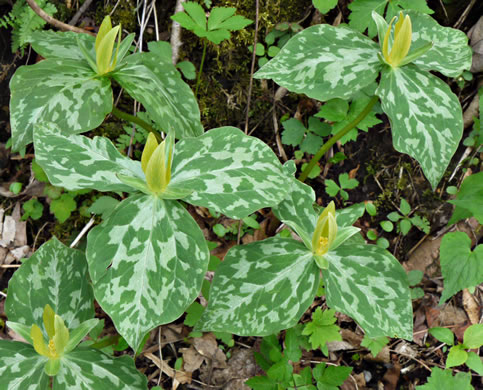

{"left": 9, "top": 16, "right": 203, "bottom": 151}
{"left": 33, "top": 122, "right": 291, "bottom": 351}
{"left": 254, "top": 10, "right": 472, "bottom": 188}
{"left": 196, "top": 167, "right": 413, "bottom": 340}
{"left": 3, "top": 6, "right": 474, "bottom": 388}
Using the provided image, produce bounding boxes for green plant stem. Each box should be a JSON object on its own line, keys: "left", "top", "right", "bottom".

{"left": 89, "top": 335, "right": 121, "bottom": 350}
{"left": 194, "top": 40, "right": 207, "bottom": 97}
{"left": 111, "top": 107, "right": 161, "bottom": 142}
{"left": 298, "top": 95, "right": 379, "bottom": 182}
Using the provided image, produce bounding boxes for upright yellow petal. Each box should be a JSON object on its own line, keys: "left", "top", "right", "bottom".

{"left": 141, "top": 133, "right": 159, "bottom": 173}
{"left": 388, "top": 15, "right": 412, "bottom": 67}
{"left": 312, "top": 201, "right": 337, "bottom": 256}
{"left": 42, "top": 304, "right": 55, "bottom": 340}
{"left": 31, "top": 324, "right": 50, "bottom": 357}
{"left": 96, "top": 25, "right": 121, "bottom": 75}
{"left": 95, "top": 16, "right": 112, "bottom": 53}
{"left": 382, "top": 16, "right": 397, "bottom": 63}
{"left": 53, "top": 315, "right": 69, "bottom": 357}
{"left": 145, "top": 141, "right": 167, "bottom": 193}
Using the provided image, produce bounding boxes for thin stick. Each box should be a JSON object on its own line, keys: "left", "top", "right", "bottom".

{"left": 171, "top": 0, "right": 186, "bottom": 65}
{"left": 111, "top": 106, "right": 161, "bottom": 140}
{"left": 68, "top": 0, "right": 93, "bottom": 26}
{"left": 244, "top": 0, "right": 259, "bottom": 135}
{"left": 70, "top": 217, "right": 95, "bottom": 248}
{"left": 25, "top": 0, "right": 95, "bottom": 36}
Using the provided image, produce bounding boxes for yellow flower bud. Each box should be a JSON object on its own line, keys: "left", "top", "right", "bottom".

{"left": 382, "top": 12, "right": 412, "bottom": 68}
{"left": 141, "top": 132, "right": 175, "bottom": 194}
{"left": 312, "top": 201, "right": 337, "bottom": 257}
{"left": 95, "top": 16, "right": 121, "bottom": 75}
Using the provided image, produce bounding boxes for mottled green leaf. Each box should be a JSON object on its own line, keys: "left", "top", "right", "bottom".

{"left": 113, "top": 52, "right": 203, "bottom": 138}
{"left": 54, "top": 349, "right": 147, "bottom": 389}
{"left": 29, "top": 30, "right": 95, "bottom": 61}
{"left": 254, "top": 24, "right": 381, "bottom": 101}
{"left": 196, "top": 237, "right": 319, "bottom": 336}
{"left": 87, "top": 194, "right": 209, "bottom": 351}
{"left": 33, "top": 123, "right": 144, "bottom": 192}
{"left": 10, "top": 59, "right": 112, "bottom": 151}
{"left": 324, "top": 244, "right": 413, "bottom": 339}
{"left": 272, "top": 176, "right": 316, "bottom": 248}
{"left": 5, "top": 237, "right": 94, "bottom": 330}
{"left": 170, "top": 127, "right": 290, "bottom": 219}
{"left": 336, "top": 203, "right": 365, "bottom": 227}
{"left": 407, "top": 11, "right": 472, "bottom": 78}
{"left": 0, "top": 340, "right": 49, "bottom": 390}
{"left": 439, "top": 232, "right": 483, "bottom": 303}
{"left": 376, "top": 65, "right": 463, "bottom": 188}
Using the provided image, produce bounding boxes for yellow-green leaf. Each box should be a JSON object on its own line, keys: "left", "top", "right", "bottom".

{"left": 43, "top": 304, "right": 56, "bottom": 340}
{"left": 95, "top": 16, "right": 113, "bottom": 52}
{"left": 31, "top": 324, "right": 49, "bottom": 357}
{"left": 141, "top": 133, "right": 158, "bottom": 173}
{"left": 96, "top": 25, "right": 120, "bottom": 74}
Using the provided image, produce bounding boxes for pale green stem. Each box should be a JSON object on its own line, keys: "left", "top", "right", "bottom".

{"left": 194, "top": 40, "right": 207, "bottom": 97}
{"left": 298, "top": 95, "right": 379, "bottom": 182}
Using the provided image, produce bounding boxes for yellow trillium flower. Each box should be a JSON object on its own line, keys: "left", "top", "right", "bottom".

{"left": 312, "top": 201, "right": 337, "bottom": 257}
{"left": 95, "top": 16, "right": 121, "bottom": 75}
{"left": 30, "top": 304, "right": 70, "bottom": 375}
{"left": 382, "top": 12, "right": 412, "bottom": 68}
{"left": 141, "top": 132, "right": 175, "bottom": 194}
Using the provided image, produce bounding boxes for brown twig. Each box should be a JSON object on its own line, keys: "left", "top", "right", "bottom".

{"left": 25, "top": 0, "right": 95, "bottom": 36}
{"left": 68, "top": 0, "right": 93, "bottom": 26}
{"left": 244, "top": 0, "right": 259, "bottom": 134}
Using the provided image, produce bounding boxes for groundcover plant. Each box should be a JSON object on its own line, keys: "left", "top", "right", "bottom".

{"left": 2, "top": 2, "right": 479, "bottom": 389}
{"left": 254, "top": 10, "right": 472, "bottom": 188}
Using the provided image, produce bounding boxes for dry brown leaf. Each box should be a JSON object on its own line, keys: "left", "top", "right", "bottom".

{"left": 180, "top": 346, "right": 204, "bottom": 373}
{"left": 144, "top": 352, "right": 191, "bottom": 390}
{"left": 340, "top": 372, "right": 366, "bottom": 390}
{"left": 462, "top": 288, "right": 480, "bottom": 325}
{"left": 193, "top": 333, "right": 227, "bottom": 369}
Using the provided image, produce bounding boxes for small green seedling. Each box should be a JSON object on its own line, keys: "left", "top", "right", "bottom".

{"left": 429, "top": 324, "right": 483, "bottom": 375}
{"left": 325, "top": 173, "right": 359, "bottom": 201}
{"left": 385, "top": 198, "right": 430, "bottom": 235}
{"left": 407, "top": 270, "right": 424, "bottom": 299}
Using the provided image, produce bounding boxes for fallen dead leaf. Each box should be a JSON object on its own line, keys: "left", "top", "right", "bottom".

{"left": 340, "top": 372, "right": 366, "bottom": 390}
{"left": 193, "top": 333, "right": 227, "bottom": 369}
{"left": 144, "top": 352, "right": 191, "bottom": 390}
{"left": 462, "top": 288, "right": 480, "bottom": 325}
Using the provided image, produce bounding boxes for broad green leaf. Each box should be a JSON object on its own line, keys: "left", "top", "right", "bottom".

{"left": 361, "top": 335, "right": 389, "bottom": 357}
{"left": 428, "top": 327, "right": 454, "bottom": 345}
{"left": 207, "top": 7, "right": 236, "bottom": 30}
{"left": 181, "top": 1, "right": 206, "bottom": 29}
{"left": 113, "top": 52, "right": 203, "bottom": 138}
{"left": 196, "top": 237, "right": 319, "bottom": 336}
{"left": 10, "top": 59, "right": 112, "bottom": 151}
{"left": 348, "top": 0, "right": 433, "bottom": 38}
{"left": 376, "top": 65, "right": 463, "bottom": 189}
{"left": 0, "top": 340, "right": 49, "bottom": 389}
{"left": 170, "top": 127, "right": 290, "bottom": 219}
{"left": 29, "top": 30, "right": 95, "bottom": 61}
{"left": 324, "top": 244, "right": 413, "bottom": 339}
{"left": 50, "top": 193, "right": 76, "bottom": 223}
{"left": 407, "top": 11, "right": 472, "bottom": 78}
{"left": 5, "top": 237, "right": 94, "bottom": 330}
{"left": 466, "top": 351, "right": 483, "bottom": 376}
{"left": 316, "top": 98, "right": 349, "bottom": 122}
{"left": 446, "top": 345, "right": 467, "bottom": 368}
{"left": 281, "top": 118, "right": 306, "bottom": 146}
{"left": 439, "top": 232, "right": 483, "bottom": 303}
{"left": 313, "top": 362, "right": 352, "bottom": 390}
{"left": 463, "top": 324, "right": 483, "bottom": 349}
{"left": 6, "top": 321, "right": 33, "bottom": 343}
{"left": 254, "top": 24, "right": 381, "bottom": 101}
{"left": 216, "top": 14, "right": 252, "bottom": 31}
{"left": 416, "top": 367, "right": 473, "bottom": 390}
{"left": 302, "top": 308, "right": 341, "bottom": 353}
{"left": 33, "top": 123, "right": 144, "bottom": 192}
{"left": 313, "top": 0, "right": 338, "bottom": 14}
{"left": 448, "top": 172, "right": 483, "bottom": 225}
{"left": 86, "top": 194, "right": 209, "bottom": 351}
{"left": 54, "top": 349, "right": 147, "bottom": 389}
{"left": 272, "top": 176, "right": 317, "bottom": 248}
{"left": 336, "top": 203, "right": 365, "bottom": 227}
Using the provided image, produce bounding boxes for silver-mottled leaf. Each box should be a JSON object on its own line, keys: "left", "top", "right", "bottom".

{"left": 33, "top": 123, "right": 144, "bottom": 192}
{"left": 0, "top": 341, "right": 49, "bottom": 390}
{"left": 376, "top": 65, "right": 463, "bottom": 189}
{"left": 86, "top": 194, "right": 209, "bottom": 351}
{"left": 196, "top": 237, "right": 318, "bottom": 336}
{"left": 337, "top": 203, "right": 365, "bottom": 227}
{"left": 29, "top": 30, "right": 95, "bottom": 61}
{"left": 407, "top": 10, "right": 472, "bottom": 77}
{"left": 171, "top": 127, "right": 290, "bottom": 219}
{"left": 113, "top": 53, "right": 203, "bottom": 138}
{"left": 10, "top": 59, "right": 112, "bottom": 151}
{"left": 54, "top": 350, "right": 147, "bottom": 390}
{"left": 324, "top": 244, "right": 413, "bottom": 339}
{"left": 272, "top": 176, "right": 316, "bottom": 248}
{"left": 5, "top": 237, "right": 94, "bottom": 330}
{"left": 254, "top": 24, "right": 382, "bottom": 101}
